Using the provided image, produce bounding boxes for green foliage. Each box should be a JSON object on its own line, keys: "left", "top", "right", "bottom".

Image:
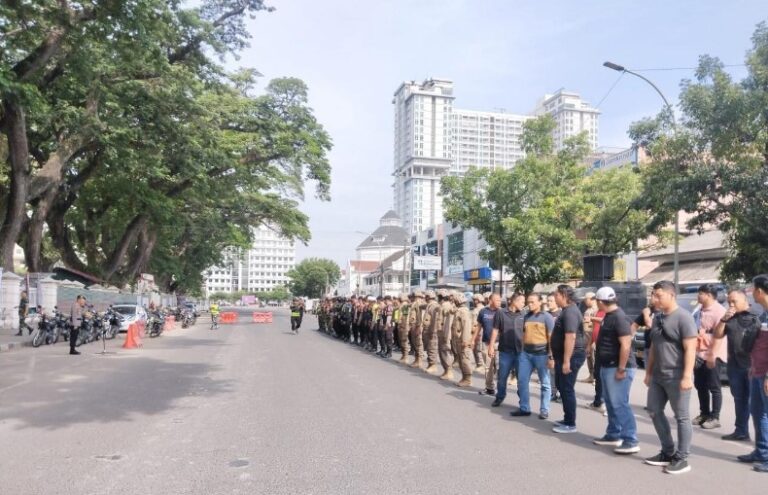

{"left": 0, "top": 1, "right": 333, "bottom": 293}
{"left": 632, "top": 21, "right": 768, "bottom": 281}
{"left": 441, "top": 115, "right": 654, "bottom": 292}
{"left": 287, "top": 258, "right": 340, "bottom": 298}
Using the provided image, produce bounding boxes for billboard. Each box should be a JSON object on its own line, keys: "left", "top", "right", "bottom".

{"left": 413, "top": 256, "right": 442, "bottom": 271}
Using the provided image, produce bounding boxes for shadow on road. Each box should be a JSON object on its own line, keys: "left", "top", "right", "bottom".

{"left": 0, "top": 356, "right": 232, "bottom": 431}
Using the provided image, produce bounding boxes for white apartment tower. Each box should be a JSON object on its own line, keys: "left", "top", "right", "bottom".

{"left": 392, "top": 79, "right": 454, "bottom": 235}
{"left": 452, "top": 108, "right": 529, "bottom": 175}
{"left": 204, "top": 225, "right": 296, "bottom": 295}
{"left": 393, "top": 79, "right": 600, "bottom": 234}
{"left": 533, "top": 89, "right": 600, "bottom": 151}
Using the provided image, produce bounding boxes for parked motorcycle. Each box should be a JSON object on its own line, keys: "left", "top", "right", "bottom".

{"left": 76, "top": 309, "right": 97, "bottom": 346}
{"left": 105, "top": 307, "right": 122, "bottom": 339}
{"left": 146, "top": 310, "right": 165, "bottom": 338}
{"left": 31, "top": 310, "right": 59, "bottom": 347}
{"left": 53, "top": 307, "right": 72, "bottom": 342}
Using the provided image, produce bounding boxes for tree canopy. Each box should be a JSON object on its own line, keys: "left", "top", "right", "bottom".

{"left": 0, "top": 1, "right": 332, "bottom": 294}
{"left": 441, "top": 115, "right": 655, "bottom": 292}
{"left": 630, "top": 21, "right": 768, "bottom": 282}
{"left": 286, "top": 258, "right": 340, "bottom": 299}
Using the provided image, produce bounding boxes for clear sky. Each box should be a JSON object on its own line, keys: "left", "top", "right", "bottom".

{"left": 238, "top": 0, "right": 766, "bottom": 266}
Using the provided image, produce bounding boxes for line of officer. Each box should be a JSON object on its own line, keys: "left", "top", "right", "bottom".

{"left": 318, "top": 291, "right": 486, "bottom": 388}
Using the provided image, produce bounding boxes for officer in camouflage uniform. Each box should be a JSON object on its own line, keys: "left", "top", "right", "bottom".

{"left": 409, "top": 291, "right": 426, "bottom": 368}
{"left": 317, "top": 297, "right": 330, "bottom": 333}
{"left": 438, "top": 290, "right": 457, "bottom": 380}
{"left": 361, "top": 297, "right": 374, "bottom": 346}
{"left": 340, "top": 296, "right": 353, "bottom": 342}
{"left": 423, "top": 290, "right": 441, "bottom": 374}
{"left": 381, "top": 295, "right": 395, "bottom": 358}
{"left": 397, "top": 294, "right": 411, "bottom": 362}
{"left": 452, "top": 292, "right": 475, "bottom": 387}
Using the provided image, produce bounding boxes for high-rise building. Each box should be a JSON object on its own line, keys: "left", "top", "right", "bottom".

{"left": 452, "top": 108, "right": 529, "bottom": 175}
{"left": 393, "top": 79, "right": 598, "bottom": 234}
{"left": 392, "top": 79, "right": 454, "bottom": 235}
{"left": 203, "top": 225, "right": 296, "bottom": 295}
{"left": 533, "top": 89, "right": 600, "bottom": 151}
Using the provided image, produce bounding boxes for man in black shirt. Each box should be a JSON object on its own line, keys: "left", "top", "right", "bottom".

{"left": 550, "top": 285, "right": 586, "bottom": 433}
{"left": 711, "top": 289, "right": 758, "bottom": 441}
{"left": 488, "top": 293, "right": 526, "bottom": 408}
{"left": 592, "top": 287, "right": 640, "bottom": 454}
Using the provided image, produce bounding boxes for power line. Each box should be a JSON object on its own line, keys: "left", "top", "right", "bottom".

{"left": 595, "top": 71, "right": 625, "bottom": 109}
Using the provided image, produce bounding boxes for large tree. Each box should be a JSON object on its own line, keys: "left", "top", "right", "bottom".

{"left": 287, "top": 258, "right": 340, "bottom": 299}
{"left": 441, "top": 115, "right": 655, "bottom": 292}
{"left": 631, "top": 21, "right": 768, "bottom": 282}
{"left": 0, "top": 1, "right": 333, "bottom": 292}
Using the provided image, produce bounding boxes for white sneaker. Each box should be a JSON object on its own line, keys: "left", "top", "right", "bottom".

{"left": 552, "top": 424, "right": 577, "bottom": 434}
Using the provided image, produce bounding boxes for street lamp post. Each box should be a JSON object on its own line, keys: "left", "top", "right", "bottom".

{"left": 603, "top": 61, "right": 680, "bottom": 290}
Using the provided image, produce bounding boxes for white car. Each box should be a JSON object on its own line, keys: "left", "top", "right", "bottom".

{"left": 112, "top": 304, "right": 148, "bottom": 333}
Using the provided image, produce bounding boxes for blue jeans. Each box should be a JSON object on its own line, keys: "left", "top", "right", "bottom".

{"left": 495, "top": 350, "right": 519, "bottom": 402}
{"left": 601, "top": 366, "right": 638, "bottom": 444}
{"left": 517, "top": 352, "right": 551, "bottom": 413}
{"left": 727, "top": 363, "right": 751, "bottom": 437}
{"left": 554, "top": 353, "right": 585, "bottom": 427}
{"left": 751, "top": 376, "right": 768, "bottom": 460}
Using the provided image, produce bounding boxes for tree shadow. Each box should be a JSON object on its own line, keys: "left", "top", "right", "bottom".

{"left": 0, "top": 356, "right": 232, "bottom": 431}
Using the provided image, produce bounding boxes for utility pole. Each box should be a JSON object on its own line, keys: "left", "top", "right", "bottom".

{"left": 603, "top": 61, "right": 680, "bottom": 289}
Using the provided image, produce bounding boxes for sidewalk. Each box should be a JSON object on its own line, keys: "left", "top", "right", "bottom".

{"left": 0, "top": 325, "right": 34, "bottom": 353}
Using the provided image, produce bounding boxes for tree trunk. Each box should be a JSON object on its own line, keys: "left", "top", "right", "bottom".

{"left": 124, "top": 227, "right": 157, "bottom": 283}
{"left": 25, "top": 188, "right": 57, "bottom": 272}
{"left": 0, "top": 100, "right": 30, "bottom": 270}
{"left": 101, "top": 214, "right": 148, "bottom": 281}
{"left": 48, "top": 197, "right": 90, "bottom": 274}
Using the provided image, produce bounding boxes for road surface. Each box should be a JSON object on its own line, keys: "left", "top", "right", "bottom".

{"left": 0, "top": 308, "right": 763, "bottom": 494}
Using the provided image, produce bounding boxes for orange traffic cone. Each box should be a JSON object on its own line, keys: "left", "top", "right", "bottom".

{"left": 122, "top": 323, "right": 141, "bottom": 349}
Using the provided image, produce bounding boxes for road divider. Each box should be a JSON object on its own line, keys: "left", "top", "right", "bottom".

{"left": 164, "top": 315, "right": 176, "bottom": 332}
{"left": 252, "top": 312, "right": 273, "bottom": 324}
{"left": 221, "top": 312, "right": 238, "bottom": 324}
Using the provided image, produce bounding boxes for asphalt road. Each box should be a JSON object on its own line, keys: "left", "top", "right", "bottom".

{"left": 0, "top": 308, "right": 763, "bottom": 494}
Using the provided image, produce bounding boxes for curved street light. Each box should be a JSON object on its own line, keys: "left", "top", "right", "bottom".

{"left": 603, "top": 61, "right": 680, "bottom": 289}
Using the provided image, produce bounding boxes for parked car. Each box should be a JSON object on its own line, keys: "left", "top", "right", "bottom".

{"left": 111, "top": 304, "right": 148, "bottom": 333}
{"left": 633, "top": 293, "right": 735, "bottom": 382}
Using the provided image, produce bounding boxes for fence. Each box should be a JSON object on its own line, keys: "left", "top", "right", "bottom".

{"left": 0, "top": 272, "right": 177, "bottom": 330}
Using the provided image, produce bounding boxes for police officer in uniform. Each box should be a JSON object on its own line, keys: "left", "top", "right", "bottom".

{"left": 452, "top": 292, "right": 475, "bottom": 387}
{"left": 69, "top": 295, "right": 86, "bottom": 355}
{"left": 423, "top": 290, "right": 441, "bottom": 374}
{"left": 398, "top": 294, "right": 411, "bottom": 362}
{"left": 410, "top": 291, "right": 427, "bottom": 368}
{"left": 439, "top": 290, "right": 457, "bottom": 380}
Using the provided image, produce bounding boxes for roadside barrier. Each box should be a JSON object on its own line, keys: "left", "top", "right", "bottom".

{"left": 164, "top": 315, "right": 176, "bottom": 332}
{"left": 122, "top": 322, "right": 142, "bottom": 349}
{"left": 252, "top": 312, "right": 273, "bottom": 323}
{"left": 221, "top": 312, "right": 238, "bottom": 324}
